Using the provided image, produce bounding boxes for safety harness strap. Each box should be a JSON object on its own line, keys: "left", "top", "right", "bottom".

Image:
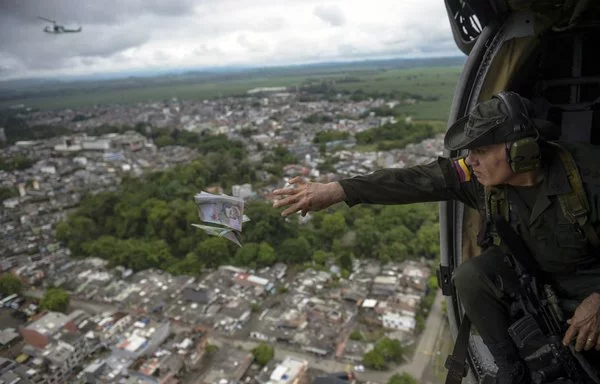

{"left": 445, "top": 314, "right": 471, "bottom": 384}
{"left": 484, "top": 142, "right": 600, "bottom": 248}
{"left": 484, "top": 186, "right": 509, "bottom": 246}
{"left": 549, "top": 142, "right": 600, "bottom": 248}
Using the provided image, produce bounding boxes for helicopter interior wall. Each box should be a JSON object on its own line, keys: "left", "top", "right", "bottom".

{"left": 456, "top": 23, "right": 600, "bottom": 383}
{"left": 458, "top": 26, "right": 600, "bottom": 268}
{"left": 453, "top": 21, "right": 600, "bottom": 276}
{"left": 510, "top": 30, "right": 600, "bottom": 145}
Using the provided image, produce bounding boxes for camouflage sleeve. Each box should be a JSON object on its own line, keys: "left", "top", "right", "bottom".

{"left": 338, "top": 157, "right": 483, "bottom": 209}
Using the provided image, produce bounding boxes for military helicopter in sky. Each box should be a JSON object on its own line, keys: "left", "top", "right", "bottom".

{"left": 439, "top": 1, "right": 600, "bottom": 383}
{"left": 38, "top": 16, "right": 82, "bottom": 34}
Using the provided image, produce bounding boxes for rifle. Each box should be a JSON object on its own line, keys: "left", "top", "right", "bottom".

{"left": 492, "top": 215, "right": 598, "bottom": 384}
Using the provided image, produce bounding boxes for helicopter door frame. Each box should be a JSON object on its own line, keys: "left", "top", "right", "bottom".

{"left": 438, "top": 13, "right": 542, "bottom": 383}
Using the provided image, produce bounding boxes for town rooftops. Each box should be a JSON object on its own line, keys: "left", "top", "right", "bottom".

{"left": 24, "top": 311, "right": 74, "bottom": 336}
{"left": 266, "top": 357, "right": 307, "bottom": 384}
{"left": 373, "top": 275, "right": 397, "bottom": 285}
{"left": 202, "top": 348, "right": 253, "bottom": 384}
{"left": 0, "top": 329, "right": 20, "bottom": 345}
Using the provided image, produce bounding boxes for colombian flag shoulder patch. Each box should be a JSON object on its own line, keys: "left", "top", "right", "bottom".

{"left": 452, "top": 158, "right": 472, "bottom": 183}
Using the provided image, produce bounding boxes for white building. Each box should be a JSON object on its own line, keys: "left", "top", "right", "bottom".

{"left": 3, "top": 198, "right": 20, "bottom": 209}
{"left": 40, "top": 166, "right": 56, "bottom": 174}
{"left": 266, "top": 357, "right": 308, "bottom": 384}
{"left": 82, "top": 138, "right": 112, "bottom": 151}
{"left": 382, "top": 313, "right": 416, "bottom": 332}
{"left": 232, "top": 184, "right": 253, "bottom": 199}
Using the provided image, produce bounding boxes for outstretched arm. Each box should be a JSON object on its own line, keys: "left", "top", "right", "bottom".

{"left": 272, "top": 177, "right": 346, "bottom": 217}
{"left": 272, "top": 157, "right": 481, "bottom": 217}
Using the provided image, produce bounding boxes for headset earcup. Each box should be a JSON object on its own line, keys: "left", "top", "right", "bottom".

{"left": 509, "top": 138, "right": 541, "bottom": 173}
{"left": 506, "top": 145, "right": 515, "bottom": 172}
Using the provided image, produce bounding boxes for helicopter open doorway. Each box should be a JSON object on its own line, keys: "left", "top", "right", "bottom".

{"left": 439, "top": 1, "right": 600, "bottom": 383}
{"left": 38, "top": 16, "right": 82, "bottom": 34}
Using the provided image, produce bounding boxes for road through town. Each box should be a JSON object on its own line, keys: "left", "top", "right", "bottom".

{"left": 401, "top": 289, "right": 445, "bottom": 379}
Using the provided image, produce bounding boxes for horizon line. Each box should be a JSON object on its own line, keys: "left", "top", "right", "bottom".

{"left": 0, "top": 55, "right": 466, "bottom": 84}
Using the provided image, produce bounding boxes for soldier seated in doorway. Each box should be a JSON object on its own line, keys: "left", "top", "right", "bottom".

{"left": 272, "top": 91, "right": 600, "bottom": 384}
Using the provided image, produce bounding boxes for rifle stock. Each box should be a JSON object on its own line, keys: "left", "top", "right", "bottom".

{"left": 492, "top": 215, "right": 588, "bottom": 383}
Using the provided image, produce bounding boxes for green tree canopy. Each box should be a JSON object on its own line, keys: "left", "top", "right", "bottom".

{"left": 349, "top": 330, "right": 364, "bottom": 341}
{"left": 278, "top": 237, "right": 311, "bottom": 264}
{"left": 41, "top": 288, "right": 70, "bottom": 313}
{"left": 251, "top": 343, "right": 275, "bottom": 366}
{"left": 257, "top": 242, "right": 276, "bottom": 266}
{"left": 387, "top": 373, "right": 418, "bottom": 384}
{"left": 312, "top": 250, "right": 330, "bottom": 266}
{"left": 244, "top": 201, "right": 299, "bottom": 247}
{"left": 355, "top": 121, "right": 444, "bottom": 149}
{"left": 320, "top": 212, "right": 348, "bottom": 242}
{"left": 363, "top": 349, "right": 387, "bottom": 370}
{"left": 195, "top": 237, "right": 232, "bottom": 268}
{"left": 52, "top": 130, "right": 440, "bottom": 275}
{"left": 232, "top": 241, "right": 276, "bottom": 268}
{"left": 0, "top": 155, "right": 35, "bottom": 171}
{"left": 313, "top": 130, "right": 350, "bottom": 144}
{"left": 374, "top": 337, "right": 404, "bottom": 363}
{"left": 234, "top": 243, "right": 261, "bottom": 267}
{"left": 0, "top": 274, "right": 23, "bottom": 296}
{"left": 353, "top": 216, "right": 382, "bottom": 259}
{"left": 363, "top": 337, "right": 404, "bottom": 370}
{"left": 0, "top": 187, "right": 17, "bottom": 202}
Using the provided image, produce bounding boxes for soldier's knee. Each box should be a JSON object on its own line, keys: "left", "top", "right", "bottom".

{"left": 453, "top": 249, "right": 509, "bottom": 301}
{"left": 452, "top": 258, "right": 482, "bottom": 296}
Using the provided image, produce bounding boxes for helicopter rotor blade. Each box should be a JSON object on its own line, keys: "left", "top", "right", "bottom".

{"left": 38, "top": 16, "right": 56, "bottom": 24}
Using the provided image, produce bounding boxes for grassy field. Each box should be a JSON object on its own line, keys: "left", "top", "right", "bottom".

{"left": 335, "top": 67, "right": 460, "bottom": 120}
{"left": 1, "top": 64, "right": 462, "bottom": 121}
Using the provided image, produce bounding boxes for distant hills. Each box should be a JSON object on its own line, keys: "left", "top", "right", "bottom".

{"left": 0, "top": 56, "right": 465, "bottom": 91}
{"left": 0, "top": 56, "right": 466, "bottom": 110}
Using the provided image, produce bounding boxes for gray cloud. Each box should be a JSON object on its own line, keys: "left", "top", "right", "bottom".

{"left": 0, "top": 0, "right": 199, "bottom": 25}
{"left": 236, "top": 33, "right": 266, "bottom": 53}
{"left": 0, "top": 16, "right": 150, "bottom": 71}
{"left": 0, "top": 0, "right": 460, "bottom": 80}
{"left": 250, "top": 17, "right": 286, "bottom": 33}
{"left": 313, "top": 4, "right": 345, "bottom": 26}
{"left": 193, "top": 44, "right": 224, "bottom": 57}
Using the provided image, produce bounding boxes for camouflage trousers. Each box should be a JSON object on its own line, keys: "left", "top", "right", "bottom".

{"left": 451, "top": 246, "right": 600, "bottom": 344}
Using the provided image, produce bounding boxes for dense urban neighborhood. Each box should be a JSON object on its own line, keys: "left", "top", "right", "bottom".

{"left": 0, "top": 88, "right": 447, "bottom": 384}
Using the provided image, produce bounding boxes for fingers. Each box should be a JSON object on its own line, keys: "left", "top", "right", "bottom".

{"left": 272, "top": 187, "right": 298, "bottom": 197}
{"left": 272, "top": 195, "right": 295, "bottom": 209}
{"left": 272, "top": 178, "right": 311, "bottom": 215}
{"left": 573, "top": 326, "right": 597, "bottom": 352}
{"left": 281, "top": 201, "right": 305, "bottom": 217}
{"left": 575, "top": 329, "right": 587, "bottom": 352}
{"left": 288, "top": 176, "right": 306, "bottom": 185}
{"left": 563, "top": 322, "right": 577, "bottom": 347}
{"left": 272, "top": 177, "right": 307, "bottom": 197}
{"left": 584, "top": 331, "right": 597, "bottom": 351}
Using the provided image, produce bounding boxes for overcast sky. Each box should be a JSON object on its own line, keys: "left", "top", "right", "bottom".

{"left": 0, "top": 0, "right": 462, "bottom": 80}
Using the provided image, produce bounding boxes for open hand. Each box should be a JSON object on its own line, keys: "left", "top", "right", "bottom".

{"left": 562, "top": 292, "right": 600, "bottom": 352}
{"left": 271, "top": 176, "right": 346, "bottom": 217}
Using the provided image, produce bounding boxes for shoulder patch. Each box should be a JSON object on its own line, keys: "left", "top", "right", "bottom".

{"left": 452, "top": 158, "right": 472, "bottom": 183}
